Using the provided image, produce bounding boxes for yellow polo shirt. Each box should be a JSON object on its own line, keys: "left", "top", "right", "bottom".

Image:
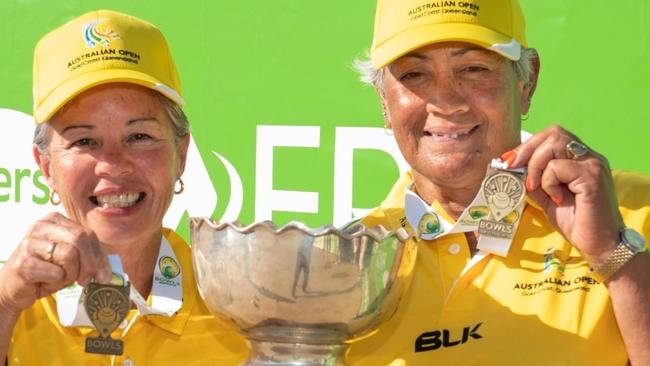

{"left": 346, "top": 170, "right": 650, "bottom": 366}
{"left": 8, "top": 229, "right": 249, "bottom": 366}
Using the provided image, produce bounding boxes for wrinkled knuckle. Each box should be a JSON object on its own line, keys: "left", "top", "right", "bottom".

{"left": 69, "top": 228, "right": 87, "bottom": 244}
{"left": 586, "top": 158, "right": 605, "bottom": 175}
{"left": 546, "top": 133, "right": 562, "bottom": 145}
{"left": 22, "top": 272, "right": 37, "bottom": 285}
{"left": 56, "top": 244, "right": 78, "bottom": 262}
{"left": 581, "top": 183, "right": 599, "bottom": 200}
{"left": 54, "top": 268, "right": 67, "bottom": 283}
{"left": 546, "top": 159, "right": 560, "bottom": 170}
{"left": 78, "top": 227, "right": 96, "bottom": 243}
{"left": 20, "top": 259, "right": 39, "bottom": 282}
{"left": 78, "top": 267, "right": 94, "bottom": 282}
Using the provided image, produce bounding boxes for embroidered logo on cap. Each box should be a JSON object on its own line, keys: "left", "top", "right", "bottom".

{"left": 83, "top": 20, "right": 120, "bottom": 48}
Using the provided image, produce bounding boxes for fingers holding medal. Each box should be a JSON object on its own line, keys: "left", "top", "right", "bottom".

{"left": 0, "top": 213, "right": 111, "bottom": 314}
{"left": 503, "top": 125, "right": 602, "bottom": 197}
{"left": 501, "top": 124, "right": 623, "bottom": 266}
{"left": 29, "top": 213, "right": 111, "bottom": 286}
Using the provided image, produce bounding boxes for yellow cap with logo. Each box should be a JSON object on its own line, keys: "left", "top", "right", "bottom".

{"left": 371, "top": 0, "right": 527, "bottom": 69}
{"left": 33, "top": 9, "right": 184, "bottom": 123}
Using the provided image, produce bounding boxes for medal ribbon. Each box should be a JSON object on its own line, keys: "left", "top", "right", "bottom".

{"left": 56, "top": 237, "right": 183, "bottom": 327}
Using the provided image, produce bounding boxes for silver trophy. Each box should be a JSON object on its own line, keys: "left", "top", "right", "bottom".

{"left": 190, "top": 218, "right": 416, "bottom": 366}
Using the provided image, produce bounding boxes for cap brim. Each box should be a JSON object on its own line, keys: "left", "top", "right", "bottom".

{"left": 371, "top": 22, "right": 521, "bottom": 69}
{"left": 34, "top": 69, "right": 185, "bottom": 123}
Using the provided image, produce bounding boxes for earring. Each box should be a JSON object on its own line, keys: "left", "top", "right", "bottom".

{"left": 174, "top": 178, "right": 185, "bottom": 194}
{"left": 521, "top": 113, "right": 529, "bottom": 121}
{"left": 383, "top": 111, "right": 393, "bottom": 136}
{"left": 50, "top": 190, "right": 61, "bottom": 205}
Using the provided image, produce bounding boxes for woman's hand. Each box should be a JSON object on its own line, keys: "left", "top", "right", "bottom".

{"left": 0, "top": 212, "right": 112, "bottom": 315}
{"left": 505, "top": 125, "right": 623, "bottom": 269}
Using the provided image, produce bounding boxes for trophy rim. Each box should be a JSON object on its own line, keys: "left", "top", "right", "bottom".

{"left": 189, "top": 217, "right": 411, "bottom": 243}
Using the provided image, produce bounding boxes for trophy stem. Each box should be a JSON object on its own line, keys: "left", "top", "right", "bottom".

{"left": 244, "top": 339, "right": 348, "bottom": 366}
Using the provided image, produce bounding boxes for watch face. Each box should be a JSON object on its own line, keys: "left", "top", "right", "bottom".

{"left": 623, "top": 228, "right": 647, "bottom": 252}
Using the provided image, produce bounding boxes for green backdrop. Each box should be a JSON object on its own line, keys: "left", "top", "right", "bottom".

{"left": 1, "top": 1, "right": 648, "bottom": 236}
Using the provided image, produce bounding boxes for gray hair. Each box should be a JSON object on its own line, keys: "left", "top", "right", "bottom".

{"left": 353, "top": 47, "right": 536, "bottom": 92}
{"left": 33, "top": 91, "right": 190, "bottom": 153}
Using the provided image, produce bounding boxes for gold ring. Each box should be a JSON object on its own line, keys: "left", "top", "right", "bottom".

{"left": 45, "top": 242, "right": 57, "bottom": 262}
{"left": 566, "top": 140, "right": 589, "bottom": 160}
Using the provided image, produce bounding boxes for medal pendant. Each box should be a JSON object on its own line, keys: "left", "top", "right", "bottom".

{"left": 481, "top": 170, "right": 525, "bottom": 222}
{"left": 83, "top": 282, "right": 130, "bottom": 355}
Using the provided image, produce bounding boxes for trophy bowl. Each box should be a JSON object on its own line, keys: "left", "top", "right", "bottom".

{"left": 190, "top": 218, "right": 416, "bottom": 366}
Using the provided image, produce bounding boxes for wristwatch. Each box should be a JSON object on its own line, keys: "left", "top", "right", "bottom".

{"left": 593, "top": 228, "right": 647, "bottom": 281}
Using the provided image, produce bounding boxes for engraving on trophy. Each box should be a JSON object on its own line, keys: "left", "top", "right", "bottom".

{"left": 482, "top": 171, "right": 525, "bottom": 222}
{"left": 190, "top": 218, "right": 415, "bottom": 366}
{"left": 83, "top": 282, "right": 130, "bottom": 355}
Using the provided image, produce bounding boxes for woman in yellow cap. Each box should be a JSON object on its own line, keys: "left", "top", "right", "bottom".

{"left": 0, "top": 10, "right": 248, "bottom": 365}
{"left": 347, "top": 0, "right": 650, "bottom": 365}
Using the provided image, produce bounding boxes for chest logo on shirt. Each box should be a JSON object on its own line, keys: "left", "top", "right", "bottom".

{"left": 415, "top": 323, "right": 483, "bottom": 352}
{"left": 513, "top": 247, "right": 601, "bottom": 296}
{"left": 513, "top": 275, "right": 600, "bottom": 296}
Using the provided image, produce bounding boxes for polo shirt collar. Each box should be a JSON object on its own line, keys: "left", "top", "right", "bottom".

{"left": 140, "top": 229, "right": 196, "bottom": 336}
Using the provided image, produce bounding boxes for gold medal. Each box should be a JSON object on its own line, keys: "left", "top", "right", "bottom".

{"left": 481, "top": 171, "right": 525, "bottom": 222}
{"left": 83, "top": 282, "right": 130, "bottom": 355}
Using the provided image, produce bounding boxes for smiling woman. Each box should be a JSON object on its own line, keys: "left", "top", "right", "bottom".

{"left": 37, "top": 84, "right": 182, "bottom": 250}
{"left": 0, "top": 9, "right": 247, "bottom": 366}
{"left": 346, "top": 0, "right": 650, "bottom": 365}
{"left": 381, "top": 42, "right": 527, "bottom": 192}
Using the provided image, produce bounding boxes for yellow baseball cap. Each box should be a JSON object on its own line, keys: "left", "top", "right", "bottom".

{"left": 33, "top": 9, "right": 184, "bottom": 123}
{"left": 371, "top": 0, "right": 527, "bottom": 69}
